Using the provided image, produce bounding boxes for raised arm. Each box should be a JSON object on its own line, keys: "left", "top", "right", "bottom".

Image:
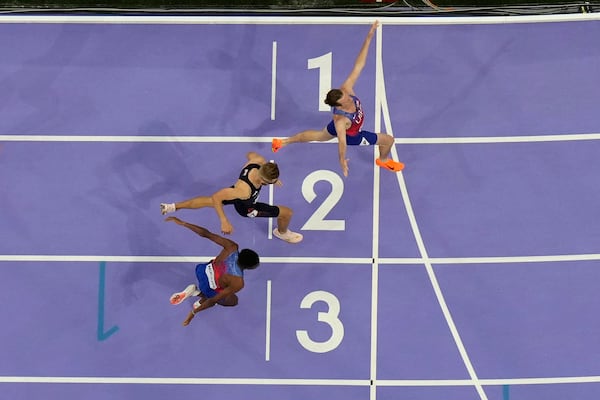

{"left": 340, "top": 21, "right": 379, "bottom": 93}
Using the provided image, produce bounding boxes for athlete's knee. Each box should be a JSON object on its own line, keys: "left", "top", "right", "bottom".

{"left": 218, "top": 294, "right": 238, "bottom": 307}
{"left": 277, "top": 205, "right": 293, "bottom": 218}
{"left": 376, "top": 133, "right": 393, "bottom": 145}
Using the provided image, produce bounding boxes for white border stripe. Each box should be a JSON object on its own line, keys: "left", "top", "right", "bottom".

{"left": 380, "top": 375, "right": 600, "bottom": 386}
{"left": 395, "top": 133, "right": 600, "bottom": 144}
{"left": 268, "top": 158, "right": 276, "bottom": 239}
{"left": 369, "top": 23, "right": 384, "bottom": 400}
{"left": 382, "top": 254, "right": 600, "bottom": 264}
{"left": 271, "top": 41, "right": 277, "bottom": 121}
{"left": 0, "top": 14, "right": 599, "bottom": 25}
{"left": 0, "top": 135, "right": 272, "bottom": 143}
{"left": 3, "top": 374, "right": 600, "bottom": 386}
{"left": 0, "top": 255, "right": 373, "bottom": 264}
{"left": 2, "top": 253, "right": 600, "bottom": 264}
{"left": 265, "top": 280, "right": 272, "bottom": 362}
{"left": 3, "top": 132, "right": 600, "bottom": 143}
{"left": 0, "top": 376, "right": 368, "bottom": 385}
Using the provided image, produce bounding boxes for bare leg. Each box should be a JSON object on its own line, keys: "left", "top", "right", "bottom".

{"left": 174, "top": 196, "right": 214, "bottom": 211}
{"left": 273, "top": 205, "right": 303, "bottom": 243}
{"left": 375, "top": 132, "right": 394, "bottom": 161}
{"left": 278, "top": 128, "right": 333, "bottom": 150}
{"left": 374, "top": 132, "right": 404, "bottom": 172}
{"left": 275, "top": 205, "right": 293, "bottom": 233}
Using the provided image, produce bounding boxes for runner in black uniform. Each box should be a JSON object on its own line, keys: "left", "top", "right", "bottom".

{"left": 222, "top": 163, "right": 279, "bottom": 218}
{"left": 160, "top": 152, "right": 302, "bottom": 243}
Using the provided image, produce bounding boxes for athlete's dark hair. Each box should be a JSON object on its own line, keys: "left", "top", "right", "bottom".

{"left": 324, "top": 89, "right": 343, "bottom": 107}
{"left": 238, "top": 249, "right": 260, "bottom": 270}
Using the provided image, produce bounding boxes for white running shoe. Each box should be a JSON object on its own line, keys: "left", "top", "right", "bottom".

{"left": 160, "top": 203, "right": 176, "bottom": 215}
{"left": 170, "top": 284, "right": 198, "bottom": 305}
{"left": 273, "top": 228, "right": 303, "bottom": 244}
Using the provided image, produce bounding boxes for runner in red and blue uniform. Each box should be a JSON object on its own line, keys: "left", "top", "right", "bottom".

{"left": 271, "top": 21, "right": 404, "bottom": 177}
{"left": 165, "top": 216, "right": 260, "bottom": 327}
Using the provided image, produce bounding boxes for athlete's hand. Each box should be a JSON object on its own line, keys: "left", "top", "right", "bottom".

{"left": 340, "top": 158, "right": 349, "bottom": 177}
{"left": 368, "top": 20, "right": 379, "bottom": 36}
{"left": 165, "top": 216, "right": 184, "bottom": 225}
{"left": 221, "top": 220, "right": 234, "bottom": 235}
{"left": 182, "top": 311, "right": 195, "bottom": 327}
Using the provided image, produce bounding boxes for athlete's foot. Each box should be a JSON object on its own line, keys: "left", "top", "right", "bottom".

{"left": 376, "top": 158, "right": 405, "bottom": 172}
{"left": 160, "top": 203, "right": 176, "bottom": 215}
{"left": 272, "top": 138, "right": 283, "bottom": 153}
{"left": 170, "top": 284, "right": 198, "bottom": 305}
{"left": 273, "top": 228, "right": 303, "bottom": 243}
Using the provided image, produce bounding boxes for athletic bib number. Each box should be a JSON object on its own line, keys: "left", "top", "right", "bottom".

{"left": 205, "top": 263, "right": 217, "bottom": 289}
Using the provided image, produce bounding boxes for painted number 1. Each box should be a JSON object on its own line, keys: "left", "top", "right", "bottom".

{"left": 307, "top": 52, "right": 332, "bottom": 112}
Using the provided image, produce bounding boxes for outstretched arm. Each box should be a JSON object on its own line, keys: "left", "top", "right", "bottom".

{"left": 211, "top": 185, "right": 250, "bottom": 234}
{"left": 165, "top": 216, "right": 238, "bottom": 258}
{"left": 340, "top": 20, "right": 379, "bottom": 93}
{"left": 334, "top": 118, "right": 350, "bottom": 177}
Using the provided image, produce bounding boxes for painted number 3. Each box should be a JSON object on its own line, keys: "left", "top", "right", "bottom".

{"left": 296, "top": 291, "right": 345, "bottom": 353}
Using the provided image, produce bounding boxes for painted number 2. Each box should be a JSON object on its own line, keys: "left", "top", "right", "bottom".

{"left": 301, "top": 170, "right": 345, "bottom": 231}
{"left": 296, "top": 291, "right": 345, "bottom": 353}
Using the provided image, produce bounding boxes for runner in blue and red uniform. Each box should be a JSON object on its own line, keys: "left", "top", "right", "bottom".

{"left": 165, "top": 216, "right": 260, "bottom": 327}
{"left": 271, "top": 21, "right": 404, "bottom": 177}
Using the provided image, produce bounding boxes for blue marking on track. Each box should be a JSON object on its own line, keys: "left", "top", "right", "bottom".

{"left": 97, "top": 261, "right": 119, "bottom": 341}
